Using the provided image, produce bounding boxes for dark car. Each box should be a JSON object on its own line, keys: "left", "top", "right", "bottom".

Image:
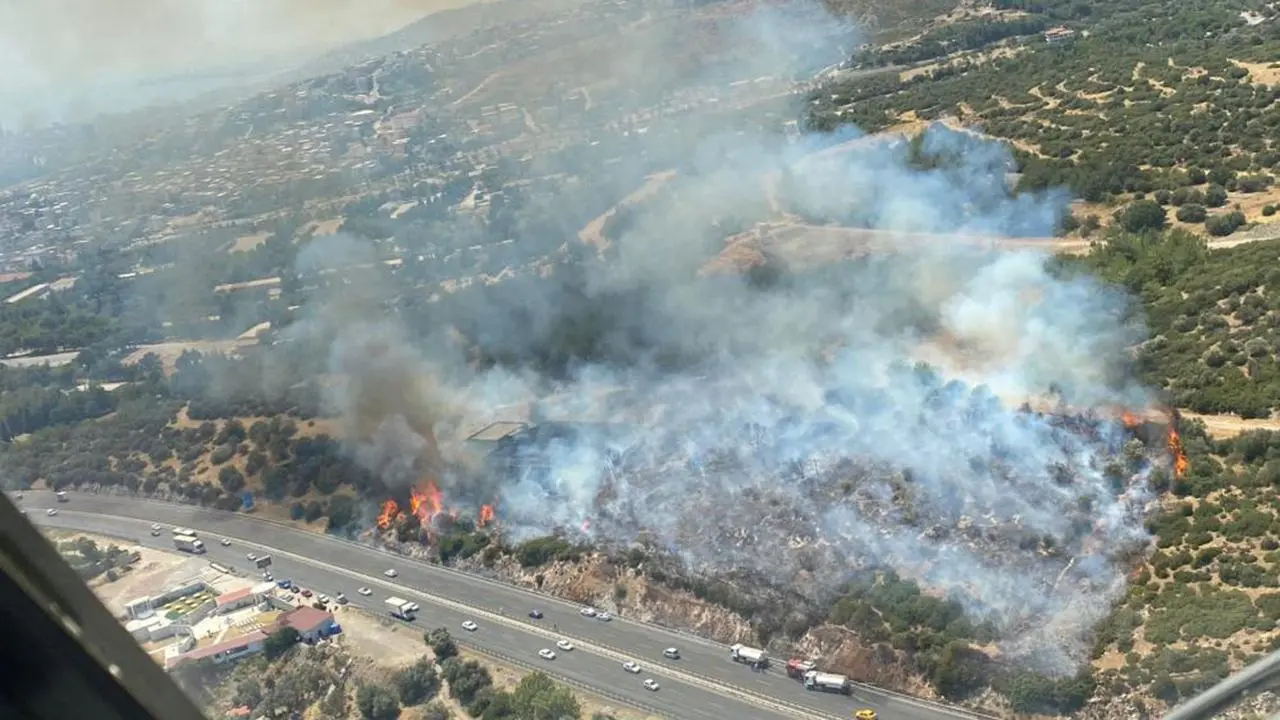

{"left": 529, "top": 610, "right": 544, "bottom": 619}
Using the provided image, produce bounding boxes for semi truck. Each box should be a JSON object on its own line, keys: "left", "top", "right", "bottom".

{"left": 803, "top": 670, "right": 852, "bottom": 695}
{"left": 729, "top": 644, "right": 769, "bottom": 668}
{"left": 386, "top": 597, "right": 416, "bottom": 621}
{"left": 786, "top": 658, "right": 817, "bottom": 679}
{"left": 173, "top": 534, "right": 206, "bottom": 554}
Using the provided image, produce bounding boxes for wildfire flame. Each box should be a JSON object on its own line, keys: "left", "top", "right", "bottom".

{"left": 410, "top": 480, "right": 445, "bottom": 523}
{"left": 1120, "top": 411, "right": 1141, "bottom": 429}
{"left": 478, "top": 504, "right": 495, "bottom": 527}
{"left": 1168, "top": 427, "right": 1189, "bottom": 478}
{"left": 376, "top": 499, "right": 399, "bottom": 530}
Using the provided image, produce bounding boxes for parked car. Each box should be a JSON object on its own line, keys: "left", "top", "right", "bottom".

{"left": 538, "top": 649, "right": 556, "bottom": 661}
{"left": 336, "top": 593, "right": 348, "bottom": 605}
{"left": 300, "top": 589, "right": 313, "bottom": 598}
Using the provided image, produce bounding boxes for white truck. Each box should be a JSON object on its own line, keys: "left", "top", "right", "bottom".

{"left": 173, "top": 534, "right": 206, "bottom": 554}
{"left": 172, "top": 527, "right": 196, "bottom": 537}
{"left": 730, "top": 644, "right": 770, "bottom": 668}
{"left": 803, "top": 670, "right": 852, "bottom": 695}
{"left": 386, "top": 597, "right": 416, "bottom": 621}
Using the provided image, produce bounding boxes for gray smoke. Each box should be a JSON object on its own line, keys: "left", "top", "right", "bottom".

{"left": 285, "top": 1, "right": 1154, "bottom": 674}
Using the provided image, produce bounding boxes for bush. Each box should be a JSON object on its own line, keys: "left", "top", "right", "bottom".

{"left": 356, "top": 684, "right": 400, "bottom": 720}
{"left": 392, "top": 657, "right": 440, "bottom": 706}
{"left": 1263, "top": 204, "right": 1277, "bottom": 217}
{"left": 1175, "top": 204, "right": 1207, "bottom": 223}
{"left": 1205, "top": 211, "right": 1246, "bottom": 237}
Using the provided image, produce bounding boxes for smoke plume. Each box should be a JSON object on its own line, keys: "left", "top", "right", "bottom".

{"left": 285, "top": 1, "right": 1153, "bottom": 674}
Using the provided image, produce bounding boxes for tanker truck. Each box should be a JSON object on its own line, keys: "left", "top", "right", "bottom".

{"left": 803, "top": 670, "right": 852, "bottom": 695}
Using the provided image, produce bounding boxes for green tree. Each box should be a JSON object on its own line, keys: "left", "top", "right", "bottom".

{"left": 263, "top": 626, "right": 301, "bottom": 660}
{"left": 356, "top": 683, "right": 401, "bottom": 720}
{"left": 393, "top": 656, "right": 440, "bottom": 706}
{"left": 510, "top": 672, "right": 581, "bottom": 720}
{"left": 1117, "top": 199, "right": 1167, "bottom": 232}
{"left": 426, "top": 627, "right": 459, "bottom": 660}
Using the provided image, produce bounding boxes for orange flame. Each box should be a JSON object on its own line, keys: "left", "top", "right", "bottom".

{"left": 478, "top": 504, "right": 495, "bottom": 527}
{"left": 1168, "top": 428, "right": 1189, "bottom": 478}
{"left": 1120, "top": 411, "right": 1141, "bottom": 429}
{"left": 410, "top": 480, "right": 445, "bottom": 523}
{"left": 377, "top": 500, "right": 400, "bottom": 530}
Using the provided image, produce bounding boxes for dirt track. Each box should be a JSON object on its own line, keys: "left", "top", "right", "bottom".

{"left": 1179, "top": 411, "right": 1280, "bottom": 439}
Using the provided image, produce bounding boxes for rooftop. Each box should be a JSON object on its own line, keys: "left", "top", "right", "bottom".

{"left": 165, "top": 629, "right": 267, "bottom": 668}
{"left": 276, "top": 606, "right": 334, "bottom": 634}
{"left": 466, "top": 421, "right": 529, "bottom": 442}
{"left": 215, "top": 587, "right": 254, "bottom": 607}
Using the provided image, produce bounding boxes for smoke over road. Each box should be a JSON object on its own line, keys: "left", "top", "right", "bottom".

{"left": 288, "top": 1, "right": 1154, "bottom": 674}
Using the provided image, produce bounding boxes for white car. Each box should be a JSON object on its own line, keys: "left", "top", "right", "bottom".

{"left": 556, "top": 639, "right": 574, "bottom": 652}
{"left": 318, "top": 594, "right": 329, "bottom": 604}
{"left": 151, "top": 523, "right": 162, "bottom": 532}
{"left": 643, "top": 679, "right": 660, "bottom": 692}
{"left": 46, "top": 508, "right": 57, "bottom": 516}
{"left": 384, "top": 568, "right": 398, "bottom": 578}
{"left": 596, "top": 612, "right": 612, "bottom": 622}
{"left": 662, "top": 648, "right": 680, "bottom": 659}
{"left": 538, "top": 649, "right": 556, "bottom": 661}
{"left": 263, "top": 573, "right": 274, "bottom": 582}
{"left": 461, "top": 620, "right": 479, "bottom": 632}
{"left": 579, "top": 607, "right": 597, "bottom": 617}
{"left": 622, "top": 661, "right": 641, "bottom": 674}
{"left": 246, "top": 553, "right": 257, "bottom": 562}
{"left": 220, "top": 538, "right": 231, "bottom": 547}
{"left": 358, "top": 587, "right": 373, "bottom": 596}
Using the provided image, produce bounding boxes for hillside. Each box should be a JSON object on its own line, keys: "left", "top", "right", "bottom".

{"left": 812, "top": 0, "right": 1280, "bottom": 239}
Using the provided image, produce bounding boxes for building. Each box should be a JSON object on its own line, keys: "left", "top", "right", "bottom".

{"left": 165, "top": 630, "right": 268, "bottom": 669}
{"left": 275, "top": 606, "right": 338, "bottom": 643}
{"left": 1044, "top": 26, "right": 1076, "bottom": 44}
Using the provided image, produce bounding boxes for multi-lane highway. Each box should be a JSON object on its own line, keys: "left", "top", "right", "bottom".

{"left": 21, "top": 490, "right": 987, "bottom": 720}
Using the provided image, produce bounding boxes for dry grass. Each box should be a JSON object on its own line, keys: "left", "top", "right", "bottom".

{"left": 229, "top": 232, "right": 269, "bottom": 253}
{"left": 1180, "top": 411, "right": 1280, "bottom": 439}
{"left": 1231, "top": 59, "right": 1280, "bottom": 87}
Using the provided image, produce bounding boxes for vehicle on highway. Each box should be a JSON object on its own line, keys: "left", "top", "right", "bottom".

{"left": 538, "top": 649, "right": 556, "bottom": 661}
{"left": 529, "top": 609, "right": 544, "bottom": 619}
{"left": 171, "top": 527, "right": 195, "bottom": 537}
{"left": 335, "top": 593, "right": 348, "bottom": 605}
{"left": 384, "top": 568, "right": 398, "bottom": 578}
{"left": 461, "top": 620, "right": 478, "bottom": 632}
{"left": 622, "top": 661, "right": 641, "bottom": 674}
{"left": 662, "top": 648, "right": 680, "bottom": 660}
{"left": 150, "top": 528, "right": 161, "bottom": 536}
{"left": 579, "top": 607, "right": 597, "bottom": 617}
{"left": 55, "top": 491, "right": 68, "bottom": 503}
{"left": 596, "top": 612, "right": 612, "bottom": 621}
{"left": 386, "top": 597, "right": 416, "bottom": 621}
{"left": 643, "top": 679, "right": 660, "bottom": 691}
{"left": 150, "top": 523, "right": 162, "bottom": 532}
{"left": 405, "top": 602, "right": 420, "bottom": 612}
{"left": 300, "top": 588, "right": 313, "bottom": 598}
{"left": 855, "top": 710, "right": 877, "bottom": 720}
{"left": 246, "top": 553, "right": 257, "bottom": 562}
{"left": 358, "top": 587, "right": 372, "bottom": 596}
{"left": 555, "top": 639, "right": 574, "bottom": 652}
{"left": 46, "top": 508, "right": 57, "bottom": 516}
{"left": 220, "top": 538, "right": 231, "bottom": 547}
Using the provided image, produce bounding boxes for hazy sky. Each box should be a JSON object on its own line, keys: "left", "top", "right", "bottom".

{"left": 0, "top": 0, "right": 493, "bottom": 127}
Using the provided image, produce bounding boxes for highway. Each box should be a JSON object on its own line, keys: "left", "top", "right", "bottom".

{"left": 22, "top": 490, "right": 987, "bottom": 720}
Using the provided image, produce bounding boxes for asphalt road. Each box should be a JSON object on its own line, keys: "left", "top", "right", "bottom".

{"left": 22, "top": 490, "right": 986, "bottom": 720}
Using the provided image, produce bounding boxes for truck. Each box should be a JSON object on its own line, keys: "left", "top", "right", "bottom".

{"left": 803, "top": 670, "right": 852, "bottom": 695}
{"left": 786, "top": 658, "right": 817, "bottom": 679}
{"left": 255, "top": 555, "right": 272, "bottom": 569}
{"left": 172, "top": 527, "right": 196, "bottom": 537}
{"left": 729, "top": 643, "right": 769, "bottom": 668}
{"left": 173, "top": 534, "right": 206, "bottom": 554}
{"left": 55, "top": 491, "right": 68, "bottom": 503}
{"left": 386, "top": 597, "right": 416, "bottom": 621}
